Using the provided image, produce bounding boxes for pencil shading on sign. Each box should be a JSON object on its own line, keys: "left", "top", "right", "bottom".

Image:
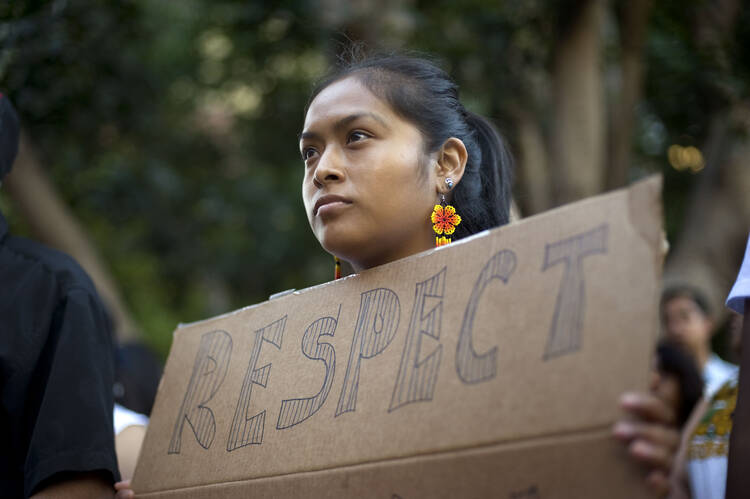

{"left": 542, "top": 224, "right": 609, "bottom": 360}
{"left": 168, "top": 330, "right": 232, "bottom": 454}
{"left": 227, "top": 315, "right": 286, "bottom": 450}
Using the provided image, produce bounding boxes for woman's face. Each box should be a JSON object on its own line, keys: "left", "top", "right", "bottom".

{"left": 300, "top": 76, "right": 439, "bottom": 271}
{"left": 661, "top": 296, "right": 713, "bottom": 360}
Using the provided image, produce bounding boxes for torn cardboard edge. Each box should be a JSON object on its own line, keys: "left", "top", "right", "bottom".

{"left": 133, "top": 176, "right": 663, "bottom": 497}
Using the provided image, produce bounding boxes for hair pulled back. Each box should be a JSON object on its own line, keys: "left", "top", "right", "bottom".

{"left": 661, "top": 284, "right": 712, "bottom": 318}
{"left": 307, "top": 53, "right": 514, "bottom": 239}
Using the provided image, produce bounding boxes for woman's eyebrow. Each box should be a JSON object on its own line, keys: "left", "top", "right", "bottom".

{"left": 335, "top": 112, "right": 390, "bottom": 131}
{"left": 299, "top": 130, "right": 321, "bottom": 143}
{"left": 299, "top": 112, "right": 390, "bottom": 142}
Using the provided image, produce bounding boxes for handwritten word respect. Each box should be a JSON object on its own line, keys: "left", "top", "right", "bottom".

{"left": 167, "top": 224, "right": 608, "bottom": 455}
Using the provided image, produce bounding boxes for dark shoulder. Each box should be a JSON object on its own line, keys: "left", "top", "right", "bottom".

{"left": 1, "top": 234, "right": 98, "bottom": 297}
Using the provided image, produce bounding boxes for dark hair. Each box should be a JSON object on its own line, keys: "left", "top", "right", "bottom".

{"left": 656, "top": 341, "right": 704, "bottom": 426}
{"left": 307, "top": 53, "right": 514, "bottom": 239}
{"left": 661, "top": 284, "right": 712, "bottom": 318}
{"left": 114, "top": 342, "right": 163, "bottom": 416}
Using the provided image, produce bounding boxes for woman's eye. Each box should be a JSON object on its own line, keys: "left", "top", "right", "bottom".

{"left": 347, "top": 131, "right": 369, "bottom": 143}
{"left": 302, "top": 147, "right": 317, "bottom": 161}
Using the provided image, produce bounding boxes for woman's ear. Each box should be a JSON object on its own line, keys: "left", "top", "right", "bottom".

{"left": 435, "top": 137, "right": 467, "bottom": 192}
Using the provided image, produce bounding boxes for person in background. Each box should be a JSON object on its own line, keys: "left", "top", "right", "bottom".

{"left": 667, "top": 233, "right": 749, "bottom": 499}
{"left": 661, "top": 285, "right": 738, "bottom": 397}
{"left": 114, "top": 343, "right": 162, "bottom": 417}
{"left": 0, "top": 93, "right": 120, "bottom": 497}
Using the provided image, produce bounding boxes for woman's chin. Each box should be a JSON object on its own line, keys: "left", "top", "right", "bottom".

{"left": 315, "top": 225, "right": 432, "bottom": 271}
{"left": 316, "top": 231, "right": 375, "bottom": 268}
{"left": 319, "top": 239, "right": 360, "bottom": 263}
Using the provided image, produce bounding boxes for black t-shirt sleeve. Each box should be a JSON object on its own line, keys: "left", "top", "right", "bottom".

{"left": 24, "top": 287, "right": 120, "bottom": 497}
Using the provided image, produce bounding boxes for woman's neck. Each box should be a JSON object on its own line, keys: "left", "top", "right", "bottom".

{"left": 349, "top": 232, "right": 434, "bottom": 273}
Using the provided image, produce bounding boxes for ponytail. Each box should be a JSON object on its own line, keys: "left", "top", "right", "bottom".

{"left": 452, "top": 111, "right": 513, "bottom": 239}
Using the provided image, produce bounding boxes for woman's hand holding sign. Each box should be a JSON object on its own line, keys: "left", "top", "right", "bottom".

{"left": 614, "top": 391, "right": 681, "bottom": 496}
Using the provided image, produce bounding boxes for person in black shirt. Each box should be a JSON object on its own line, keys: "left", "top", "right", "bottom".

{"left": 0, "top": 94, "right": 120, "bottom": 497}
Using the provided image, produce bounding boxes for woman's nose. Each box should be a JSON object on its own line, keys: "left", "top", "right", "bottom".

{"left": 313, "top": 147, "right": 345, "bottom": 186}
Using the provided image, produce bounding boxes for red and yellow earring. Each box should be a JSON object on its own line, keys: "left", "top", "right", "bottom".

{"left": 431, "top": 178, "right": 461, "bottom": 247}
{"left": 334, "top": 256, "right": 342, "bottom": 280}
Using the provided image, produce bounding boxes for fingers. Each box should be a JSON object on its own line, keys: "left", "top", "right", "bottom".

{"left": 628, "top": 436, "right": 676, "bottom": 470}
{"left": 619, "top": 391, "right": 677, "bottom": 425}
{"left": 614, "top": 390, "right": 682, "bottom": 495}
{"left": 114, "top": 479, "right": 134, "bottom": 498}
{"left": 114, "top": 480, "right": 131, "bottom": 491}
{"left": 645, "top": 469, "right": 671, "bottom": 498}
{"left": 612, "top": 420, "right": 680, "bottom": 451}
{"left": 613, "top": 419, "right": 680, "bottom": 468}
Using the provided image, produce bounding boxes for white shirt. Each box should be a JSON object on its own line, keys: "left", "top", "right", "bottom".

{"left": 703, "top": 353, "right": 738, "bottom": 398}
{"left": 686, "top": 373, "right": 737, "bottom": 499}
{"left": 726, "top": 233, "right": 750, "bottom": 314}
{"left": 113, "top": 403, "right": 149, "bottom": 435}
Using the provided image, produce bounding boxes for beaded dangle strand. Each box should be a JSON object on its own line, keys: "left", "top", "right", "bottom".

{"left": 334, "top": 256, "right": 342, "bottom": 280}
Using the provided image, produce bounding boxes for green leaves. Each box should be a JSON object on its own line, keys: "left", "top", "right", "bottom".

{"left": 2, "top": 0, "right": 747, "bottom": 357}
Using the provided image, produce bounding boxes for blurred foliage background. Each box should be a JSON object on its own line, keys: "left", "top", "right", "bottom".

{"left": 1, "top": 0, "right": 748, "bottom": 361}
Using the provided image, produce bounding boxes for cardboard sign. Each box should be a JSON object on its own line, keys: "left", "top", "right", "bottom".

{"left": 132, "top": 177, "right": 663, "bottom": 498}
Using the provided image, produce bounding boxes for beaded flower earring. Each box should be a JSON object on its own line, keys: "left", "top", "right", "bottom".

{"left": 431, "top": 178, "right": 462, "bottom": 247}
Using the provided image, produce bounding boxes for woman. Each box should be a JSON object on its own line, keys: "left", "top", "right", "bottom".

{"left": 300, "top": 54, "right": 511, "bottom": 272}
{"left": 116, "top": 52, "right": 678, "bottom": 497}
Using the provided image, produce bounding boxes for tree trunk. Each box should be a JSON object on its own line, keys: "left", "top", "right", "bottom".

{"left": 316, "top": 0, "right": 415, "bottom": 51}
{"left": 4, "top": 132, "right": 141, "bottom": 342}
{"left": 665, "top": 0, "right": 747, "bottom": 318}
{"left": 607, "top": 0, "right": 653, "bottom": 190}
{"left": 664, "top": 107, "right": 750, "bottom": 319}
{"left": 513, "top": 106, "right": 551, "bottom": 215}
{"left": 549, "top": 0, "right": 607, "bottom": 205}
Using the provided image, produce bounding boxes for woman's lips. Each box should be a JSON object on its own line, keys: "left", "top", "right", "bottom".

{"left": 314, "top": 195, "right": 352, "bottom": 216}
